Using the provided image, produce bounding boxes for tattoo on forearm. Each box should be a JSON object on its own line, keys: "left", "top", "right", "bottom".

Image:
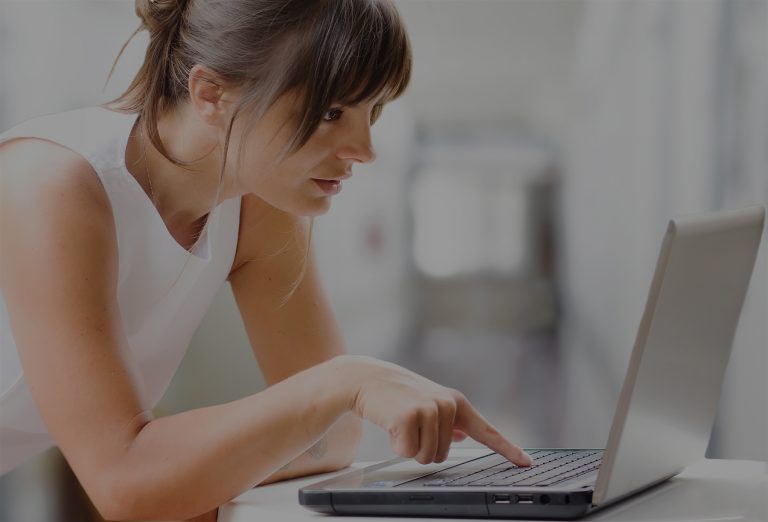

{"left": 307, "top": 435, "right": 328, "bottom": 459}
{"left": 276, "top": 435, "right": 329, "bottom": 474}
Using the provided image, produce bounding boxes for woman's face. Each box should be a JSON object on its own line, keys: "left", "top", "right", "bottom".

{"left": 226, "top": 89, "right": 380, "bottom": 217}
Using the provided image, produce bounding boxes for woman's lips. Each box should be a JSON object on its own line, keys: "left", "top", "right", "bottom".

{"left": 312, "top": 178, "right": 342, "bottom": 195}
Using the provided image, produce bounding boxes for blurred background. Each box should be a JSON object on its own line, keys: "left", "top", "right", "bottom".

{"left": 0, "top": 0, "right": 766, "bottom": 519}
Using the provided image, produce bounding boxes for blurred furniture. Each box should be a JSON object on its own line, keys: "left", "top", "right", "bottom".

{"left": 219, "top": 457, "right": 768, "bottom": 522}
{"left": 311, "top": 100, "right": 418, "bottom": 361}
{"left": 0, "top": 448, "right": 102, "bottom": 522}
{"left": 401, "top": 126, "right": 559, "bottom": 360}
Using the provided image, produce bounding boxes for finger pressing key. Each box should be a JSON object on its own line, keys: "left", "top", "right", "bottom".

{"left": 454, "top": 399, "right": 532, "bottom": 467}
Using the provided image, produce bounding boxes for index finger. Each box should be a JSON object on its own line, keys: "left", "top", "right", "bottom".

{"left": 453, "top": 397, "right": 532, "bottom": 467}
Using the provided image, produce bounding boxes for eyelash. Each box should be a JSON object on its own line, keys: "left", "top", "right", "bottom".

{"left": 322, "top": 108, "right": 344, "bottom": 122}
{"left": 322, "top": 103, "right": 384, "bottom": 124}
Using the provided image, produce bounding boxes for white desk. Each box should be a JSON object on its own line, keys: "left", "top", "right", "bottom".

{"left": 219, "top": 458, "right": 767, "bottom": 522}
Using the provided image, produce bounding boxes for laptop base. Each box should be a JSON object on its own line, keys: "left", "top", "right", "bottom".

{"left": 300, "top": 488, "right": 594, "bottom": 520}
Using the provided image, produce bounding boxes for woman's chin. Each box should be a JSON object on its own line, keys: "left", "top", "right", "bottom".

{"left": 284, "top": 195, "right": 332, "bottom": 217}
{"left": 251, "top": 189, "right": 332, "bottom": 218}
{"left": 303, "top": 198, "right": 332, "bottom": 217}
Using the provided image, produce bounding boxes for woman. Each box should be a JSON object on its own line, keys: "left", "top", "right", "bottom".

{"left": 0, "top": 0, "right": 531, "bottom": 520}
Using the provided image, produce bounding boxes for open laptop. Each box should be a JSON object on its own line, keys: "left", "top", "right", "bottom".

{"left": 299, "top": 205, "right": 766, "bottom": 519}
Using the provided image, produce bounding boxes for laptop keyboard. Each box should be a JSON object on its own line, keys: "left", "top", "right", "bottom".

{"left": 401, "top": 449, "right": 603, "bottom": 488}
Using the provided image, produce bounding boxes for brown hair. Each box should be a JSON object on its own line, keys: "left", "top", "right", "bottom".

{"left": 102, "top": 0, "right": 412, "bottom": 306}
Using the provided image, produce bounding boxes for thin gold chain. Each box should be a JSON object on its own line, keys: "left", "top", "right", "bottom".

{"left": 139, "top": 124, "right": 157, "bottom": 206}
{"left": 139, "top": 122, "right": 207, "bottom": 251}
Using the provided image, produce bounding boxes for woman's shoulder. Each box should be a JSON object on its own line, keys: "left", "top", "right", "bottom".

{"left": 0, "top": 105, "right": 135, "bottom": 168}
{"left": 0, "top": 105, "right": 121, "bottom": 139}
{"left": 0, "top": 105, "right": 127, "bottom": 209}
{"left": 0, "top": 131, "right": 103, "bottom": 191}
{"left": 0, "top": 136, "right": 116, "bottom": 247}
{"left": 0, "top": 137, "right": 118, "bottom": 299}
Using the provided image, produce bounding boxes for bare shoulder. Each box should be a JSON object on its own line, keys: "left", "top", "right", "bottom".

{"left": 0, "top": 137, "right": 110, "bottom": 211}
{"left": 0, "top": 137, "right": 117, "bottom": 277}
{"left": 229, "top": 193, "right": 310, "bottom": 277}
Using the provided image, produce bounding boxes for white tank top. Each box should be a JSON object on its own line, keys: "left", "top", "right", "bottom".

{"left": 0, "top": 106, "right": 242, "bottom": 475}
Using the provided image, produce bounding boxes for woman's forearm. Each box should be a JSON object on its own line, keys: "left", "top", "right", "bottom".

{"left": 256, "top": 411, "right": 363, "bottom": 486}
{"left": 102, "top": 355, "right": 354, "bottom": 521}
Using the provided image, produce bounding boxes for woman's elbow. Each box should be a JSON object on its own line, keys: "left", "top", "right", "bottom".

{"left": 90, "top": 473, "right": 165, "bottom": 521}
{"left": 92, "top": 466, "right": 221, "bottom": 521}
{"left": 93, "top": 480, "right": 215, "bottom": 522}
{"left": 89, "top": 477, "right": 136, "bottom": 521}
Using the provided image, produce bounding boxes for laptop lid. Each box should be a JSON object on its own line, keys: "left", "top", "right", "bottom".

{"left": 592, "top": 206, "right": 766, "bottom": 506}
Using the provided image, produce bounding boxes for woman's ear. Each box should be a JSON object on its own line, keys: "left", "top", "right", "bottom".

{"left": 187, "top": 64, "right": 237, "bottom": 131}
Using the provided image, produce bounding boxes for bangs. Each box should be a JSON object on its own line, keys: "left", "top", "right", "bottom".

{"left": 322, "top": 1, "right": 412, "bottom": 107}
{"left": 279, "top": 0, "right": 412, "bottom": 153}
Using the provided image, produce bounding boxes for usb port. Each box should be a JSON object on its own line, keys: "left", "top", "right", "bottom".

{"left": 517, "top": 494, "right": 534, "bottom": 504}
{"left": 492, "top": 494, "right": 511, "bottom": 504}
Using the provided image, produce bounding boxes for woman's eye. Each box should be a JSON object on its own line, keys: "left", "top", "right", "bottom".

{"left": 322, "top": 103, "right": 384, "bottom": 124}
{"left": 322, "top": 108, "right": 344, "bottom": 122}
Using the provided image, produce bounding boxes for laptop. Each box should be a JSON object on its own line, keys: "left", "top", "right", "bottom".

{"left": 298, "top": 205, "right": 766, "bottom": 519}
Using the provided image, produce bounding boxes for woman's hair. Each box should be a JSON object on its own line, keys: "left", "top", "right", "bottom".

{"left": 102, "top": 0, "right": 411, "bottom": 307}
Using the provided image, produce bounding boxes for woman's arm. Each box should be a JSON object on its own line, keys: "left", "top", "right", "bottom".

{"left": 0, "top": 142, "right": 358, "bottom": 520}
{"left": 227, "top": 195, "right": 365, "bottom": 486}
{"left": 254, "top": 411, "right": 361, "bottom": 486}
{"left": 119, "top": 355, "right": 354, "bottom": 518}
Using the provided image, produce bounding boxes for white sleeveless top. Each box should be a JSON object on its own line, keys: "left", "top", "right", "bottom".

{"left": 0, "top": 106, "right": 242, "bottom": 475}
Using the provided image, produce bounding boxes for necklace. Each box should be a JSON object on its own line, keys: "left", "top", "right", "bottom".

{"left": 139, "top": 124, "right": 157, "bottom": 206}
{"left": 139, "top": 121, "right": 206, "bottom": 252}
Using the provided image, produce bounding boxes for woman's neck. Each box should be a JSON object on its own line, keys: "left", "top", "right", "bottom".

{"left": 125, "top": 104, "right": 237, "bottom": 230}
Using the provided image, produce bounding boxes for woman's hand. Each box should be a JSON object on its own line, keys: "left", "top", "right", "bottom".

{"left": 336, "top": 355, "right": 532, "bottom": 467}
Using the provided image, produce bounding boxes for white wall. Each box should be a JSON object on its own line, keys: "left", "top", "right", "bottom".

{"left": 557, "top": 0, "right": 768, "bottom": 459}
{"left": 394, "top": 0, "right": 582, "bottom": 138}
{"left": 709, "top": 0, "right": 768, "bottom": 460}
{"left": 0, "top": 1, "right": 142, "bottom": 129}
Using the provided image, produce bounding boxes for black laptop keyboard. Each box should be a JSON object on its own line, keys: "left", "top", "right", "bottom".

{"left": 402, "top": 450, "right": 603, "bottom": 488}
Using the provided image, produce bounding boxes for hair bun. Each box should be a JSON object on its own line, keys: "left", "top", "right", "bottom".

{"left": 136, "top": 0, "right": 189, "bottom": 35}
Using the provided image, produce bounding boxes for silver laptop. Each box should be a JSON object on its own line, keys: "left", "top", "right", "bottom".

{"left": 298, "top": 205, "right": 766, "bottom": 519}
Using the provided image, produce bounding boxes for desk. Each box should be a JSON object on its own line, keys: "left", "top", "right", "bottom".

{"left": 219, "top": 458, "right": 767, "bottom": 522}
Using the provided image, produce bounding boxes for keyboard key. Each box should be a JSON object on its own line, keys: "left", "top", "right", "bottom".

{"left": 422, "top": 480, "right": 449, "bottom": 486}
{"left": 525, "top": 460, "right": 602, "bottom": 486}
{"left": 536, "top": 465, "right": 601, "bottom": 486}
{"left": 424, "top": 450, "right": 604, "bottom": 488}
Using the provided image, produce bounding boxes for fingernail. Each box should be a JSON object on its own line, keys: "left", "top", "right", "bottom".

{"left": 522, "top": 451, "right": 533, "bottom": 466}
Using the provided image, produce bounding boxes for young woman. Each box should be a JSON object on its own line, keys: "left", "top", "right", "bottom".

{"left": 0, "top": 0, "right": 531, "bottom": 520}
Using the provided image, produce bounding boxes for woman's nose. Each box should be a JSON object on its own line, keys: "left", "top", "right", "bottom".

{"left": 337, "top": 127, "right": 377, "bottom": 164}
